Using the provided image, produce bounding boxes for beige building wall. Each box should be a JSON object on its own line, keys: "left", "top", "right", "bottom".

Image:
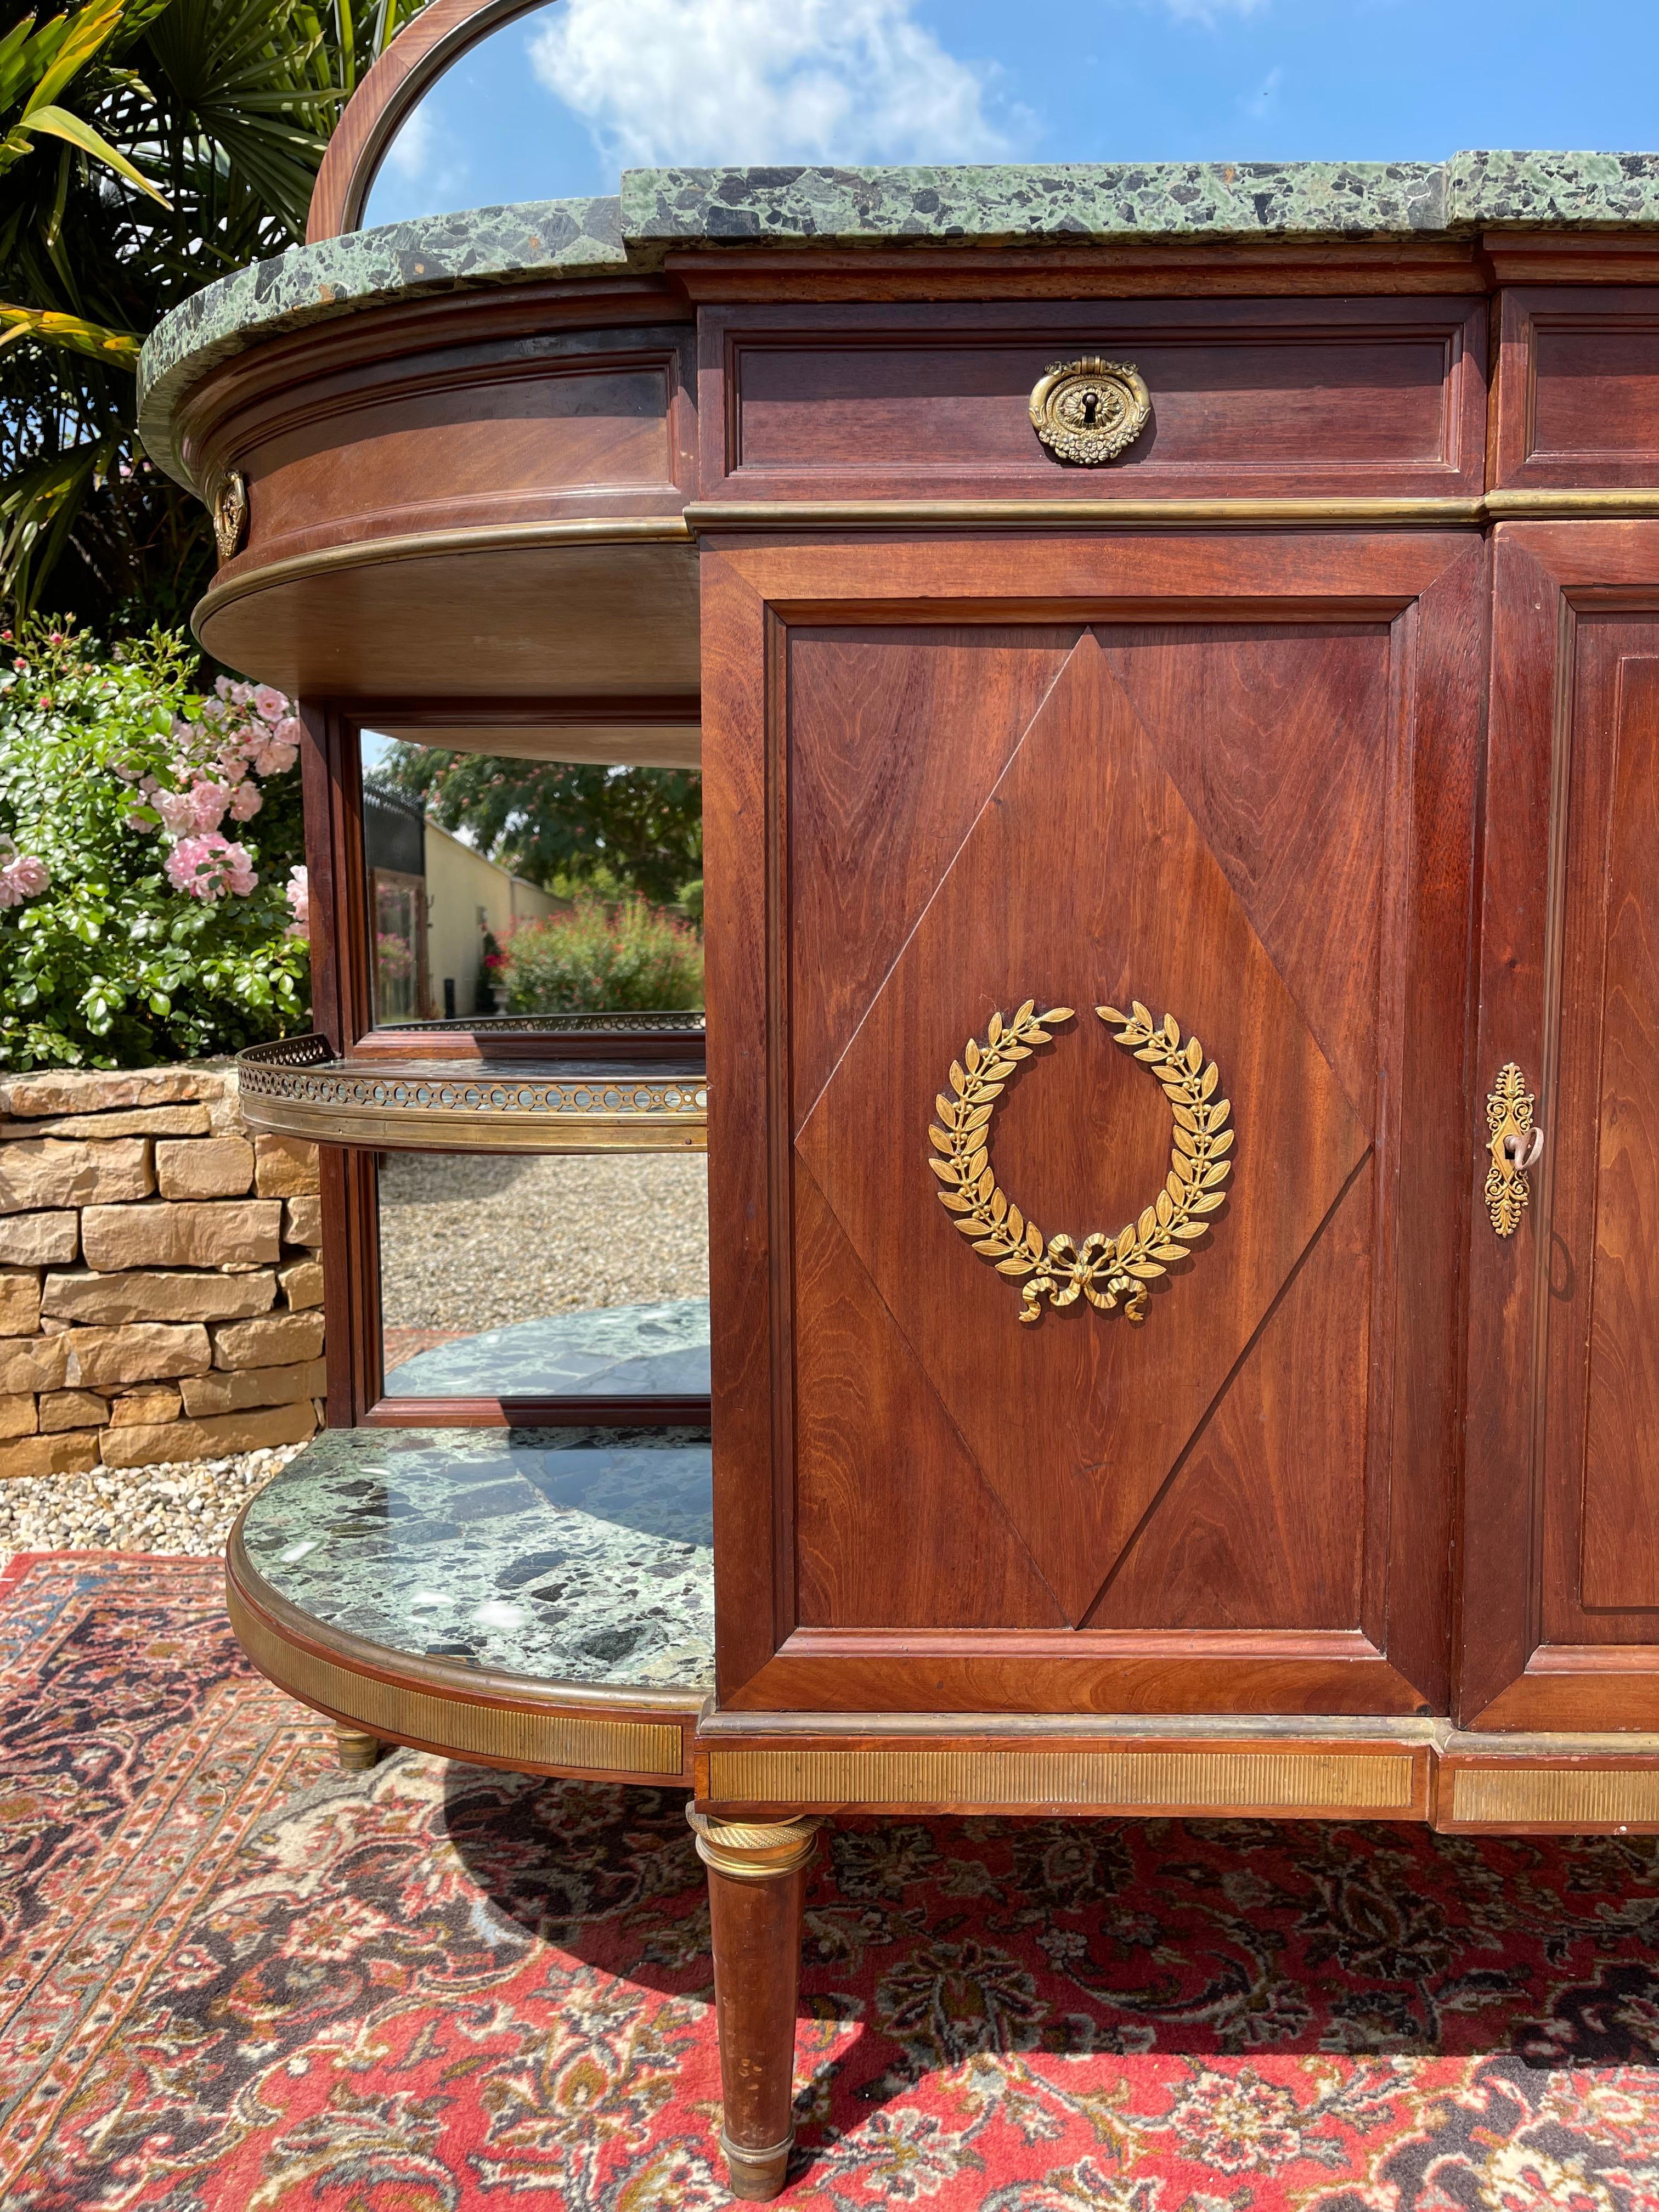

{"left": 421, "top": 823, "right": 557, "bottom": 1018}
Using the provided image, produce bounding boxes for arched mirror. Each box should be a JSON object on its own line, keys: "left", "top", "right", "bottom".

{"left": 359, "top": 1, "right": 611, "bottom": 228}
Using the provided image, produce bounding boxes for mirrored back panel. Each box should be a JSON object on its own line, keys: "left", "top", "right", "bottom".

{"left": 376, "top": 1149, "right": 709, "bottom": 1408}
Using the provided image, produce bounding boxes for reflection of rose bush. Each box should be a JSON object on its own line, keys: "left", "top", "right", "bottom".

{"left": 0, "top": 620, "right": 308, "bottom": 1069}
{"left": 374, "top": 930, "right": 415, "bottom": 983}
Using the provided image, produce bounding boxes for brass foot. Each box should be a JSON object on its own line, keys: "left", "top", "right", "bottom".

{"left": 334, "top": 1725, "right": 385, "bottom": 1771}
{"left": 721, "top": 2127, "right": 793, "bottom": 2200}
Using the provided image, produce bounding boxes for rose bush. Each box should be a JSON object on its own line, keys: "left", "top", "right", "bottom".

{"left": 0, "top": 620, "right": 309, "bottom": 1069}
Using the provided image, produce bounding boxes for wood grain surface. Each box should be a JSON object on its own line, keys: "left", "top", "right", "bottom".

{"left": 703, "top": 528, "right": 1480, "bottom": 1716}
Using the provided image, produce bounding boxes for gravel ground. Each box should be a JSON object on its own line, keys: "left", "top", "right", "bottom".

{"left": 0, "top": 1160, "right": 709, "bottom": 1571}
{"left": 0, "top": 1442, "right": 307, "bottom": 1567}
{"left": 378, "top": 1151, "right": 709, "bottom": 1328}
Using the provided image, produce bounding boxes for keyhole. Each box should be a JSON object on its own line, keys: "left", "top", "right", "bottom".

{"left": 1081, "top": 392, "right": 1098, "bottom": 425}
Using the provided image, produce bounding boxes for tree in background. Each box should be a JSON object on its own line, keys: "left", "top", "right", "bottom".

{"left": 379, "top": 745, "right": 704, "bottom": 911}
{"left": 0, "top": 0, "right": 430, "bottom": 635}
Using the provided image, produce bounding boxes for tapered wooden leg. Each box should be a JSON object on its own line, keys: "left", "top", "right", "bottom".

{"left": 688, "top": 1810, "right": 820, "bottom": 2201}
{"left": 334, "top": 1725, "right": 384, "bottom": 1771}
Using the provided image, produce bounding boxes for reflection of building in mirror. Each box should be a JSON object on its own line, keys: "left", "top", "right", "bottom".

{"left": 363, "top": 777, "right": 557, "bottom": 1024}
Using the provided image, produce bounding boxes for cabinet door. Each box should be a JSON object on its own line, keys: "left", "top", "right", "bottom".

{"left": 1463, "top": 523, "right": 1659, "bottom": 1728}
{"left": 704, "top": 531, "right": 1483, "bottom": 1716}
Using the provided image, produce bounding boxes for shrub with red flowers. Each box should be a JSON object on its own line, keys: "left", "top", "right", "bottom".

{"left": 0, "top": 620, "right": 309, "bottom": 1069}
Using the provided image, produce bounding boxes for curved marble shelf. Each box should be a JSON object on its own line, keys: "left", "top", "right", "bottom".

{"left": 237, "top": 1032, "right": 707, "bottom": 1152}
{"left": 228, "top": 1425, "right": 712, "bottom": 1784}
{"left": 382, "top": 1296, "right": 710, "bottom": 1398}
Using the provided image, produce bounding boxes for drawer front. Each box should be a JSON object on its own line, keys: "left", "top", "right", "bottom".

{"left": 1496, "top": 287, "right": 1659, "bottom": 489}
{"left": 701, "top": 299, "right": 1487, "bottom": 503}
{"left": 188, "top": 315, "right": 698, "bottom": 574}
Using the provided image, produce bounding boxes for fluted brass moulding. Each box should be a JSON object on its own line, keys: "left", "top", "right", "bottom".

{"left": 706, "top": 1745, "right": 1419, "bottom": 1816}
{"left": 686, "top": 1809, "right": 822, "bottom": 1881}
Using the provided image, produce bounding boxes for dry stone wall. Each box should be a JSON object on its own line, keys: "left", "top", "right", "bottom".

{"left": 0, "top": 1064, "right": 324, "bottom": 1476}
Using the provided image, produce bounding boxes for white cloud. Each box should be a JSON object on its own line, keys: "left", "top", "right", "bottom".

{"left": 528, "top": 0, "right": 1019, "bottom": 168}
{"left": 378, "top": 98, "right": 471, "bottom": 204}
{"left": 1160, "top": 0, "right": 1269, "bottom": 21}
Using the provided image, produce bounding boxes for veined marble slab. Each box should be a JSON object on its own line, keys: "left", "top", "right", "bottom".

{"left": 240, "top": 1425, "right": 714, "bottom": 1692}
{"left": 382, "top": 1297, "right": 710, "bottom": 1398}
{"left": 140, "top": 152, "right": 1659, "bottom": 490}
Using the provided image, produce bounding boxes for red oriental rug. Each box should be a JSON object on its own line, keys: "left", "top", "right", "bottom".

{"left": 5, "top": 1553, "right": 1659, "bottom": 2211}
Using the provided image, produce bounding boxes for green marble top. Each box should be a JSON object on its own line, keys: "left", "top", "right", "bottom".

{"left": 239, "top": 1425, "right": 714, "bottom": 1694}
{"left": 138, "top": 151, "right": 1659, "bottom": 486}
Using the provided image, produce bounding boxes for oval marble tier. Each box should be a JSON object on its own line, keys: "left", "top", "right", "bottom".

{"left": 228, "top": 1425, "right": 714, "bottom": 1784}
{"left": 238, "top": 1032, "right": 708, "bottom": 1152}
{"left": 137, "top": 157, "right": 1659, "bottom": 719}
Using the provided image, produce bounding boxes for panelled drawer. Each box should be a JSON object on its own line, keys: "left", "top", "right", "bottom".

{"left": 178, "top": 298, "right": 699, "bottom": 574}
{"left": 699, "top": 298, "right": 1488, "bottom": 504}
{"left": 1494, "top": 286, "right": 1659, "bottom": 490}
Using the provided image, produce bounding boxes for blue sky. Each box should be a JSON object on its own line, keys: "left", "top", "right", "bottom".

{"left": 363, "top": 0, "right": 1659, "bottom": 228}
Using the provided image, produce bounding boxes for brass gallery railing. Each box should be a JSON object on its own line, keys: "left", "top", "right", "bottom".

{"left": 237, "top": 1030, "right": 708, "bottom": 1153}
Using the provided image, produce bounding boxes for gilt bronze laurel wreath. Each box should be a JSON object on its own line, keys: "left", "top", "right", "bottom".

{"left": 927, "top": 1000, "right": 1233, "bottom": 1324}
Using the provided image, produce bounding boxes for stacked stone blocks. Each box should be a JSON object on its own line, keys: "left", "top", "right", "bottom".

{"left": 0, "top": 1064, "right": 325, "bottom": 1475}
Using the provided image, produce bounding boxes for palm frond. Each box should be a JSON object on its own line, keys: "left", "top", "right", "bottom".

{"left": 0, "top": 301, "right": 142, "bottom": 362}
{"left": 0, "top": 0, "right": 439, "bottom": 620}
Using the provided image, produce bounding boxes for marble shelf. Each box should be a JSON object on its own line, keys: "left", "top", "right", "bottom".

{"left": 227, "top": 1425, "right": 713, "bottom": 1784}
{"left": 237, "top": 1425, "right": 714, "bottom": 1694}
{"left": 382, "top": 1297, "right": 711, "bottom": 1400}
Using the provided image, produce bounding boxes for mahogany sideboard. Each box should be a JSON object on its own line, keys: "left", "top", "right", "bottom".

{"left": 138, "top": 66, "right": 1659, "bottom": 2194}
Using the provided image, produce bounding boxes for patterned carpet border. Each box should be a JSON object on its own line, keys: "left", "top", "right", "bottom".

{"left": 5, "top": 1550, "right": 1659, "bottom": 2210}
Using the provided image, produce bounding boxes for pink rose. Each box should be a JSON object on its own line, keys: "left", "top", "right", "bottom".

{"left": 228, "top": 780, "right": 263, "bottom": 821}
{"left": 247, "top": 731, "right": 298, "bottom": 776}
{"left": 0, "top": 853, "right": 48, "bottom": 907}
{"left": 164, "top": 831, "right": 257, "bottom": 900}
{"left": 285, "top": 863, "right": 309, "bottom": 935}
{"left": 274, "top": 715, "right": 302, "bottom": 747}
{"left": 222, "top": 841, "right": 257, "bottom": 895}
{"left": 165, "top": 836, "right": 217, "bottom": 896}
{"left": 155, "top": 788, "right": 195, "bottom": 834}
{"left": 253, "top": 684, "right": 287, "bottom": 724}
{"left": 188, "top": 778, "right": 232, "bottom": 831}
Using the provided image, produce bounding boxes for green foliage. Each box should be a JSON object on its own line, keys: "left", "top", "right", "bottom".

{"left": 379, "top": 744, "right": 704, "bottom": 909}
{"left": 0, "top": 0, "right": 431, "bottom": 632}
{"left": 499, "top": 897, "right": 703, "bottom": 1015}
{"left": 0, "top": 618, "right": 309, "bottom": 1066}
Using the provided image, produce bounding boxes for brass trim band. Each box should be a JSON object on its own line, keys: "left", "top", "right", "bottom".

{"left": 706, "top": 1745, "right": 1419, "bottom": 1814}
{"left": 686, "top": 495, "right": 1488, "bottom": 528}
{"left": 239, "top": 1094, "right": 708, "bottom": 1153}
{"left": 226, "top": 1548, "right": 694, "bottom": 1780}
{"left": 236, "top": 1036, "right": 708, "bottom": 1153}
{"left": 1448, "top": 1765, "right": 1659, "bottom": 1829}
{"left": 187, "top": 492, "right": 1659, "bottom": 642}
{"left": 196, "top": 511, "right": 697, "bottom": 622}
{"left": 690, "top": 492, "right": 1659, "bottom": 528}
